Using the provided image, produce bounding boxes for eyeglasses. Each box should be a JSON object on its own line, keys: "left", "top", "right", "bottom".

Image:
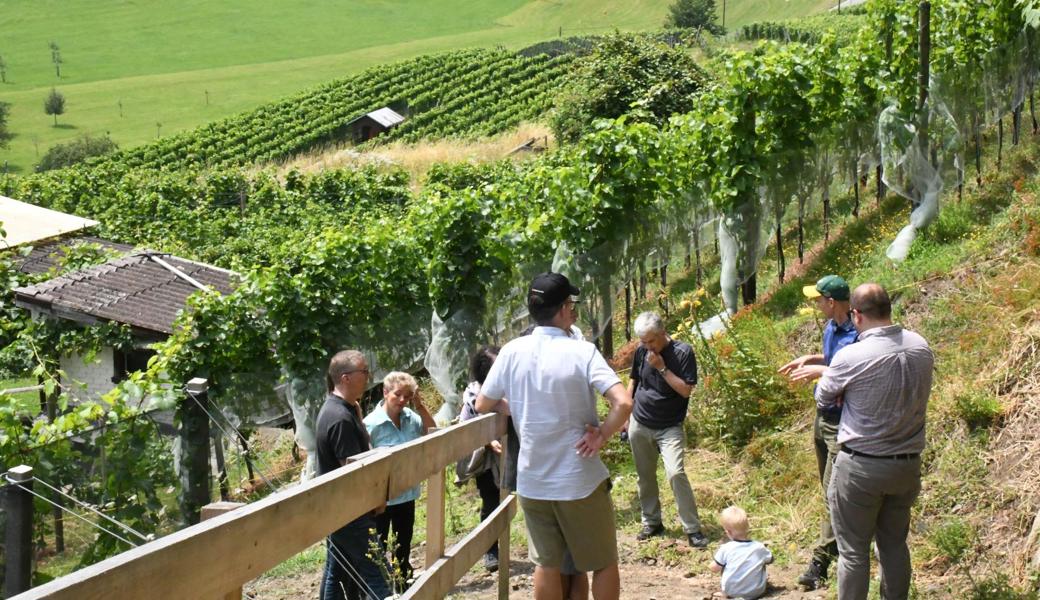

{"left": 343, "top": 368, "right": 370, "bottom": 377}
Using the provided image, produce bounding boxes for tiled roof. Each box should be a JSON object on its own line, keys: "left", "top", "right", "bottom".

{"left": 16, "top": 236, "right": 136, "bottom": 275}
{"left": 14, "top": 253, "right": 238, "bottom": 335}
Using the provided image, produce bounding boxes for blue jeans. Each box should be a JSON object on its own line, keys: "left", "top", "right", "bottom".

{"left": 320, "top": 516, "right": 391, "bottom": 600}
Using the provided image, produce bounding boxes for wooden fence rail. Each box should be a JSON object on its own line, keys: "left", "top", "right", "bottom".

{"left": 10, "top": 412, "right": 510, "bottom": 600}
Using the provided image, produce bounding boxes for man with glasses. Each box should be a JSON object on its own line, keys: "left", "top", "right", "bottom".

{"left": 779, "top": 274, "right": 856, "bottom": 590}
{"left": 317, "top": 350, "right": 391, "bottom": 600}
{"left": 477, "top": 272, "right": 633, "bottom": 600}
{"left": 816, "top": 283, "right": 933, "bottom": 600}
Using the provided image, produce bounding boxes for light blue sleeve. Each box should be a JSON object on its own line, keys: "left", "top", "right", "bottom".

{"left": 404, "top": 409, "right": 424, "bottom": 442}
{"left": 713, "top": 545, "right": 726, "bottom": 567}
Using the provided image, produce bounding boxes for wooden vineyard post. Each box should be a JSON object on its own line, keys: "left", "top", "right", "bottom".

{"left": 624, "top": 283, "right": 632, "bottom": 342}
{"left": 201, "top": 501, "right": 246, "bottom": 600}
{"left": 425, "top": 429, "right": 446, "bottom": 570}
{"left": 213, "top": 429, "right": 230, "bottom": 501}
{"left": 180, "top": 378, "right": 213, "bottom": 525}
{"left": 4, "top": 465, "right": 34, "bottom": 597}
{"left": 39, "top": 376, "right": 64, "bottom": 553}
{"left": 497, "top": 428, "right": 510, "bottom": 600}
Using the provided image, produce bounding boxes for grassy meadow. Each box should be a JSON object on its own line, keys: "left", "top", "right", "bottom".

{"left": 0, "top": 0, "right": 834, "bottom": 173}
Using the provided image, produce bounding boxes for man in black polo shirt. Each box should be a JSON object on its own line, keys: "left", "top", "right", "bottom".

{"left": 626, "top": 312, "right": 708, "bottom": 548}
{"left": 317, "top": 350, "right": 391, "bottom": 600}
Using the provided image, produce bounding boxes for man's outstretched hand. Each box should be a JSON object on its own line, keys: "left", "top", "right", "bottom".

{"left": 575, "top": 424, "right": 606, "bottom": 457}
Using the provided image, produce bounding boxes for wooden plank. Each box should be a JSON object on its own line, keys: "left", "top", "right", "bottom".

{"left": 11, "top": 415, "right": 504, "bottom": 600}
{"left": 425, "top": 454, "right": 446, "bottom": 569}
{"left": 201, "top": 502, "right": 246, "bottom": 600}
{"left": 387, "top": 413, "right": 504, "bottom": 500}
{"left": 403, "top": 495, "right": 517, "bottom": 600}
{"left": 497, "top": 432, "right": 510, "bottom": 600}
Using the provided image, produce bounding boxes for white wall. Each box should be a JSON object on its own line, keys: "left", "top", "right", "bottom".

{"left": 61, "top": 347, "right": 115, "bottom": 402}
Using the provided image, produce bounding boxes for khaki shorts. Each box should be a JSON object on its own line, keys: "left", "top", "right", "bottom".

{"left": 519, "top": 478, "right": 618, "bottom": 572}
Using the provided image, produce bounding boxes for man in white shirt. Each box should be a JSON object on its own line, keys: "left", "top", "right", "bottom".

{"left": 477, "top": 272, "right": 633, "bottom": 600}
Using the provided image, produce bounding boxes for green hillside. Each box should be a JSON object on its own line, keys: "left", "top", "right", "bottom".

{"left": 0, "top": 0, "right": 833, "bottom": 173}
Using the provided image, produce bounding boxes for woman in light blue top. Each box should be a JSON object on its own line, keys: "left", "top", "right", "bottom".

{"left": 364, "top": 371, "right": 435, "bottom": 582}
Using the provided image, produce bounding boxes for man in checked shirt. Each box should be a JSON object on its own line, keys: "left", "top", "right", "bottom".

{"left": 815, "top": 283, "right": 934, "bottom": 600}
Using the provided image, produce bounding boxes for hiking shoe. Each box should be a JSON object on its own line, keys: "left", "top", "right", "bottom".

{"left": 687, "top": 531, "right": 710, "bottom": 548}
{"left": 483, "top": 551, "right": 499, "bottom": 573}
{"left": 636, "top": 523, "right": 665, "bottom": 541}
{"left": 797, "top": 559, "right": 827, "bottom": 590}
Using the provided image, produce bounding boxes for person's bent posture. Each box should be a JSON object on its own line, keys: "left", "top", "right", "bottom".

{"left": 816, "top": 284, "right": 934, "bottom": 600}
{"left": 477, "top": 272, "right": 633, "bottom": 600}
{"left": 317, "top": 350, "right": 392, "bottom": 600}
{"left": 779, "top": 274, "right": 856, "bottom": 589}
{"left": 626, "top": 311, "right": 708, "bottom": 548}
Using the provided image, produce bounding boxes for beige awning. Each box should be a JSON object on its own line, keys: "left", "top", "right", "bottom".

{"left": 0, "top": 195, "right": 98, "bottom": 249}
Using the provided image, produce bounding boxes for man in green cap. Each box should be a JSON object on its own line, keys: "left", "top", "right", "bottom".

{"left": 779, "top": 274, "right": 857, "bottom": 590}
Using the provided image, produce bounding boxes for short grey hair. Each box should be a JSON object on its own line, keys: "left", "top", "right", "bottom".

{"left": 633, "top": 312, "right": 665, "bottom": 338}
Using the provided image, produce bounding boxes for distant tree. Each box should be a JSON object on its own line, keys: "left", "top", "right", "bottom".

{"left": 44, "top": 88, "right": 65, "bottom": 126}
{"left": 666, "top": 0, "right": 725, "bottom": 34}
{"left": 551, "top": 33, "right": 707, "bottom": 143}
{"left": 0, "top": 55, "right": 7, "bottom": 83}
{"left": 36, "top": 134, "right": 118, "bottom": 171}
{"left": 49, "top": 41, "right": 62, "bottom": 78}
{"left": 0, "top": 102, "right": 12, "bottom": 149}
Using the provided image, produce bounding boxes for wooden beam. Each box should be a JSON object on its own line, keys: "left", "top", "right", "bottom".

{"left": 387, "top": 414, "right": 503, "bottom": 500}
{"left": 497, "top": 432, "right": 511, "bottom": 600}
{"left": 201, "top": 502, "right": 245, "bottom": 600}
{"left": 403, "top": 495, "right": 517, "bottom": 600}
{"left": 11, "top": 414, "right": 505, "bottom": 600}
{"left": 424, "top": 465, "right": 446, "bottom": 570}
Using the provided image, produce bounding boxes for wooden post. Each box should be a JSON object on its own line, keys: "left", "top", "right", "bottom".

{"left": 239, "top": 434, "right": 256, "bottom": 485}
{"left": 201, "top": 501, "right": 246, "bottom": 600}
{"left": 497, "top": 430, "right": 510, "bottom": 600}
{"left": 213, "top": 430, "right": 230, "bottom": 502}
{"left": 917, "top": 1, "right": 931, "bottom": 158}
{"left": 425, "top": 430, "right": 446, "bottom": 569}
{"left": 624, "top": 283, "right": 632, "bottom": 342}
{"left": 5, "top": 465, "right": 34, "bottom": 597}
{"left": 180, "top": 378, "right": 212, "bottom": 525}
{"left": 852, "top": 163, "right": 860, "bottom": 218}
{"left": 40, "top": 378, "right": 64, "bottom": 553}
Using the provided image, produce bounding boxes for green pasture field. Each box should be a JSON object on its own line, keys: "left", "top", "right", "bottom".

{"left": 0, "top": 0, "right": 833, "bottom": 173}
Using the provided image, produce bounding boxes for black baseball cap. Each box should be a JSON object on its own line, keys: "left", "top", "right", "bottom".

{"left": 528, "top": 272, "right": 580, "bottom": 308}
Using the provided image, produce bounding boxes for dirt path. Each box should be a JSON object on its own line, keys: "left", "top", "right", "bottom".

{"left": 451, "top": 535, "right": 830, "bottom": 600}
{"left": 246, "top": 531, "right": 834, "bottom": 600}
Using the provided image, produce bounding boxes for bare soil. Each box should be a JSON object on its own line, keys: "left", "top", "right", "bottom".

{"left": 245, "top": 530, "right": 835, "bottom": 600}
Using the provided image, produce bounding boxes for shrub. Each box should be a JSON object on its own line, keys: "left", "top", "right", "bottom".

{"left": 954, "top": 391, "right": 1002, "bottom": 431}
{"left": 36, "top": 135, "right": 118, "bottom": 171}
{"left": 970, "top": 574, "right": 1040, "bottom": 600}
{"left": 928, "top": 517, "right": 973, "bottom": 564}
{"left": 684, "top": 308, "right": 802, "bottom": 449}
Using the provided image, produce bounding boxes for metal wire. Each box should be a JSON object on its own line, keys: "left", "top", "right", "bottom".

{"left": 184, "top": 390, "right": 275, "bottom": 489}
{"left": 31, "top": 476, "right": 151, "bottom": 543}
{"left": 326, "top": 535, "right": 383, "bottom": 600}
{"left": 4, "top": 477, "right": 138, "bottom": 548}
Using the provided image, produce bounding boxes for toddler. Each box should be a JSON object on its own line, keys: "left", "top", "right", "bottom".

{"left": 710, "top": 506, "right": 773, "bottom": 599}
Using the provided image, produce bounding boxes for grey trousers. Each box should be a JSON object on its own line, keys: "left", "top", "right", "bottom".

{"left": 828, "top": 451, "right": 921, "bottom": 600}
{"left": 629, "top": 418, "right": 702, "bottom": 534}
{"left": 812, "top": 413, "right": 841, "bottom": 567}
